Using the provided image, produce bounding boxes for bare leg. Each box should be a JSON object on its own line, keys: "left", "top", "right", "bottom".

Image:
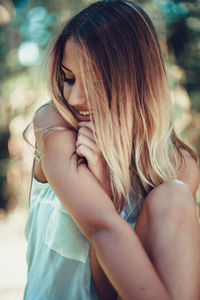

{"left": 135, "top": 181, "right": 200, "bottom": 300}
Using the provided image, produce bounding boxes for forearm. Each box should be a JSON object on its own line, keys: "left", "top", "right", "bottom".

{"left": 41, "top": 153, "right": 170, "bottom": 300}
{"left": 90, "top": 245, "right": 117, "bottom": 300}
{"left": 40, "top": 147, "right": 116, "bottom": 239}
{"left": 34, "top": 110, "right": 170, "bottom": 299}
{"left": 92, "top": 216, "right": 170, "bottom": 300}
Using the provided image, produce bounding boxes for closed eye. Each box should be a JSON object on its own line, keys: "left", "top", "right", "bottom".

{"left": 61, "top": 69, "right": 75, "bottom": 85}
{"left": 64, "top": 77, "right": 75, "bottom": 85}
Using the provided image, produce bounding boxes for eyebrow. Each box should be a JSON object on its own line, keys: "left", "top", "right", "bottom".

{"left": 61, "top": 64, "right": 72, "bottom": 72}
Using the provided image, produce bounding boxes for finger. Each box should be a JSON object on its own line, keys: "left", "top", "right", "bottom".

{"left": 76, "top": 144, "right": 100, "bottom": 166}
{"left": 78, "top": 121, "right": 92, "bottom": 127}
{"left": 78, "top": 126, "right": 95, "bottom": 142}
{"left": 78, "top": 121, "right": 94, "bottom": 131}
{"left": 76, "top": 133, "right": 101, "bottom": 155}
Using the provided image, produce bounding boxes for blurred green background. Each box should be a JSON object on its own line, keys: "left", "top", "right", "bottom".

{"left": 1, "top": 0, "right": 199, "bottom": 215}
{"left": 0, "top": 0, "right": 200, "bottom": 297}
{"left": 0, "top": 0, "right": 200, "bottom": 212}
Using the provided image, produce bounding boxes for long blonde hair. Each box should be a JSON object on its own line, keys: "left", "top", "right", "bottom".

{"left": 47, "top": 0, "right": 196, "bottom": 211}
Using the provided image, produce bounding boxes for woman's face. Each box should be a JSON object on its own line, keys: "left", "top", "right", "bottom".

{"left": 61, "top": 38, "right": 92, "bottom": 122}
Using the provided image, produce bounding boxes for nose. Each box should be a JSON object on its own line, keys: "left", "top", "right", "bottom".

{"left": 67, "top": 80, "right": 87, "bottom": 107}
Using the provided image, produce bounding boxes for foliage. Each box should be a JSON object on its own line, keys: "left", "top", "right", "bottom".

{"left": 0, "top": 0, "right": 199, "bottom": 214}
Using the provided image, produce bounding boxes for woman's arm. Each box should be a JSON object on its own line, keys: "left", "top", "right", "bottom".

{"left": 33, "top": 103, "right": 170, "bottom": 300}
{"left": 33, "top": 103, "right": 117, "bottom": 299}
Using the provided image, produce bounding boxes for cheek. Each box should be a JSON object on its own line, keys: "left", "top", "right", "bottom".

{"left": 63, "top": 84, "right": 71, "bottom": 100}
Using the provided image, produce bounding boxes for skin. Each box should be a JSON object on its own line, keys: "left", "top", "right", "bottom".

{"left": 33, "top": 38, "right": 200, "bottom": 299}
{"left": 33, "top": 104, "right": 171, "bottom": 300}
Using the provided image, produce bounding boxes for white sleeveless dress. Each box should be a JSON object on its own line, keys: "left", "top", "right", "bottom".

{"left": 24, "top": 177, "right": 143, "bottom": 300}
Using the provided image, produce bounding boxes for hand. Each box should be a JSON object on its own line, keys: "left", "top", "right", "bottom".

{"left": 76, "top": 121, "right": 112, "bottom": 198}
{"left": 76, "top": 122, "right": 116, "bottom": 297}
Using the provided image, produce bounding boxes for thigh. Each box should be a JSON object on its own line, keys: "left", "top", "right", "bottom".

{"left": 135, "top": 180, "right": 198, "bottom": 248}
{"left": 134, "top": 180, "right": 200, "bottom": 300}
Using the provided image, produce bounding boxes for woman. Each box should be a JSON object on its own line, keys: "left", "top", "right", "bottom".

{"left": 24, "top": 1, "right": 200, "bottom": 299}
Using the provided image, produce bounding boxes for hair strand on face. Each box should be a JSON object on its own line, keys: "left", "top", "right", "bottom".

{"left": 46, "top": 0, "right": 197, "bottom": 212}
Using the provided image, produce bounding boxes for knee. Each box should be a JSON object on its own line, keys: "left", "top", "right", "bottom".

{"left": 145, "top": 180, "right": 197, "bottom": 228}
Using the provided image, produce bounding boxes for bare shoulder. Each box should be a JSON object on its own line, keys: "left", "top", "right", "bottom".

{"left": 33, "top": 100, "right": 67, "bottom": 131}
{"left": 33, "top": 101, "right": 77, "bottom": 182}
{"left": 33, "top": 101, "right": 77, "bottom": 147}
{"left": 177, "top": 149, "right": 200, "bottom": 196}
{"left": 33, "top": 100, "right": 77, "bottom": 153}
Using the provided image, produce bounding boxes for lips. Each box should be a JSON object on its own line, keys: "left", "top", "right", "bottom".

{"left": 74, "top": 109, "right": 92, "bottom": 121}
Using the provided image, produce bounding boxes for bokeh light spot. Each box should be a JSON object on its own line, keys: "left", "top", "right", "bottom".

{"left": 18, "top": 41, "right": 40, "bottom": 66}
